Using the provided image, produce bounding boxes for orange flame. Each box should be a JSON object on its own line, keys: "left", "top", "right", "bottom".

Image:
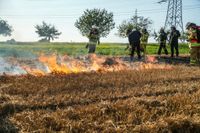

{"left": 146, "top": 56, "right": 158, "bottom": 63}
{"left": 39, "top": 54, "right": 74, "bottom": 74}
{"left": 18, "top": 54, "right": 173, "bottom": 76}
{"left": 22, "top": 66, "right": 46, "bottom": 76}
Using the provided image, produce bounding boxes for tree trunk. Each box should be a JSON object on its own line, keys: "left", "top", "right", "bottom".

{"left": 48, "top": 37, "right": 51, "bottom": 42}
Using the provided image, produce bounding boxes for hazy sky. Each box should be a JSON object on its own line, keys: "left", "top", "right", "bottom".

{"left": 0, "top": 0, "right": 200, "bottom": 42}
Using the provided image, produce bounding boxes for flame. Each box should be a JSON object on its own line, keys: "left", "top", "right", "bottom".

{"left": 22, "top": 66, "right": 46, "bottom": 76}
{"left": 37, "top": 54, "right": 103, "bottom": 75}
{"left": 146, "top": 56, "right": 158, "bottom": 63}
{"left": 88, "top": 54, "right": 103, "bottom": 71}
{"left": 39, "top": 54, "right": 73, "bottom": 74}
{"left": 4, "top": 54, "right": 173, "bottom": 76}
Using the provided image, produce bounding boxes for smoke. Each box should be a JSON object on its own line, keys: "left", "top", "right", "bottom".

{"left": 0, "top": 57, "right": 27, "bottom": 75}
{"left": 0, "top": 47, "right": 40, "bottom": 75}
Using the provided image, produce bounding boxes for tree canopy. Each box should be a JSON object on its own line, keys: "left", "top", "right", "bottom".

{"left": 0, "top": 18, "right": 12, "bottom": 37}
{"left": 75, "top": 8, "right": 115, "bottom": 38}
{"left": 117, "top": 15, "right": 153, "bottom": 38}
{"left": 35, "top": 22, "right": 61, "bottom": 42}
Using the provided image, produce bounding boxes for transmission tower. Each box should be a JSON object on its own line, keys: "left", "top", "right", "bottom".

{"left": 164, "top": 0, "right": 184, "bottom": 33}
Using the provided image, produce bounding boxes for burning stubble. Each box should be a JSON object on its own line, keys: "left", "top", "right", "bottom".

{"left": 0, "top": 54, "right": 173, "bottom": 76}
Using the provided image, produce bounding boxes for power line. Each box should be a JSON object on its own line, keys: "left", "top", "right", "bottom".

{"left": 0, "top": 5, "right": 199, "bottom": 19}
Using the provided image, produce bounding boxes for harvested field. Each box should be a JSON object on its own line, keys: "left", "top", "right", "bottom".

{"left": 0, "top": 66, "right": 200, "bottom": 132}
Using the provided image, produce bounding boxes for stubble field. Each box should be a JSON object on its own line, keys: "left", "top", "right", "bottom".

{"left": 1, "top": 65, "right": 200, "bottom": 133}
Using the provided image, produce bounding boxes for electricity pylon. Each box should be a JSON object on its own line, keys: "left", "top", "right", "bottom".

{"left": 164, "top": 0, "right": 184, "bottom": 33}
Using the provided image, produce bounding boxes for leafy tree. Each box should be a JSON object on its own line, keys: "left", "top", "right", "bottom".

{"left": 35, "top": 22, "right": 61, "bottom": 42}
{"left": 0, "top": 18, "right": 12, "bottom": 37}
{"left": 75, "top": 8, "right": 115, "bottom": 39}
{"left": 117, "top": 21, "right": 134, "bottom": 38}
{"left": 117, "top": 15, "right": 153, "bottom": 38}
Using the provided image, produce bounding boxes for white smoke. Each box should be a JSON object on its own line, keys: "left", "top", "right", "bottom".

{"left": 0, "top": 57, "right": 27, "bottom": 75}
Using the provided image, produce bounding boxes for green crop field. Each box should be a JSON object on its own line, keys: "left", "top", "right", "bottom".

{"left": 0, "top": 42, "right": 190, "bottom": 57}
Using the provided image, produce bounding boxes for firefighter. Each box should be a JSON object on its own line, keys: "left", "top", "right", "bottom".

{"left": 157, "top": 28, "right": 168, "bottom": 56}
{"left": 126, "top": 28, "right": 142, "bottom": 61}
{"left": 186, "top": 22, "right": 200, "bottom": 65}
{"left": 186, "top": 23, "right": 198, "bottom": 47}
{"left": 140, "top": 28, "right": 149, "bottom": 59}
{"left": 169, "top": 26, "right": 181, "bottom": 57}
{"left": 86, "top": 25, "right": 100, "bottom": 53}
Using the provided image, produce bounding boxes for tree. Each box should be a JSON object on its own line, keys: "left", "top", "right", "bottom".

{"left": 35, "top": 22, "right": 61, "bottom": 42}
{"left": 117, "top": 21, "right": 134, "bottom": 38}
{"left": 75, "top": 8, "right": 115, "bottom": 39}
{"left": 0, "top": 18, "right": 12, "bottom": 37}
{"left": 117, "top": 15, "right": 153, "bottom": 38}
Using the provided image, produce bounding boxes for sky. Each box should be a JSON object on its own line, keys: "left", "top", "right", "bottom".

{"left": 0, "top": 0, "right": 200, "bottom": 42}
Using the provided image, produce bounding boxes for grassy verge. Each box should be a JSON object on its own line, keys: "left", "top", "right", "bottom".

{"left": 0, "top": 42, "right": 190, "bottom": 57}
